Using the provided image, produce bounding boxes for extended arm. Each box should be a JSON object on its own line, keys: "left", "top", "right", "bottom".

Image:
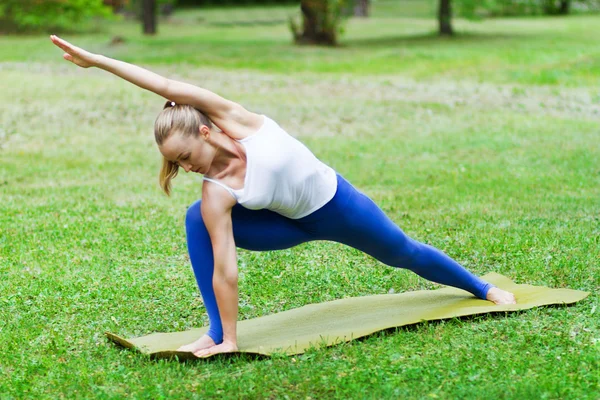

{"left": 49, "top": 35, "right": 262, "bottom": 137}
{"left": 200, "top": 186, "right": 239, "bottom": 349}
{"left": 93, "top": 56, "right": 239, "bottom": 121}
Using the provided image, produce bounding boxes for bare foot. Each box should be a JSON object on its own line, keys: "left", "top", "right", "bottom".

{"left": 486, "top": 287, "right": 517, "bottom": 305}
{"left": 177, "top": 334, "right": 216, "bottom": 353}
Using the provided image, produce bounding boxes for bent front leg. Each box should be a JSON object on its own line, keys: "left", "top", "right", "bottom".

{"left": 185, "top": 201, "right": 313, "bottom": 344}
{"left": 185, "top": 200, "right": 224, "bottom": 344}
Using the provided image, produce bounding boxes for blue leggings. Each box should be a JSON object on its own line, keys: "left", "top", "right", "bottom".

{"left": 185, "top": 173, "right": 494, "bottom": 344}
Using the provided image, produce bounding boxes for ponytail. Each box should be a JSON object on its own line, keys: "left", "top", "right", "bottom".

{"left": 159, "top": 156, "right": 179, "bottom": 196}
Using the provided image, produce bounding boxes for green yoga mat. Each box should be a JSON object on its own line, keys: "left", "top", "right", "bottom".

{"left": 105, "top": 273, "right": 589, "bottom": 360}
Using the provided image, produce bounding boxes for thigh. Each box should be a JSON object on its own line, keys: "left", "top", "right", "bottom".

{"left": 316, "top": 188, "right": 415, "bottom": 262}
{"left": 231, "top": 204, "right": 313, "bottom": 251}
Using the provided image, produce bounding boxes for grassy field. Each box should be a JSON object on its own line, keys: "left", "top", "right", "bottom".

{"left": 1, "top": 2, "right": 599, "bottom": 399}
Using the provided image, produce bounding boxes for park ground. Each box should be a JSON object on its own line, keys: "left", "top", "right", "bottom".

{"left": 0, "top": 2, "right": 599, "bottom": 398}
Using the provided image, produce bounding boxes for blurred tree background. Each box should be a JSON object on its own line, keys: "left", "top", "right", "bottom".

{"left": 1, "top": 0, "right": 599, "bottom": 38}
{"left": 0, "top": 0, "right": 113, "bottom": 33}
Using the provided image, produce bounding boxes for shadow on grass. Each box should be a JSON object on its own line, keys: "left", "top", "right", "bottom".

{"left": 341, "top": 31, "right": 539, "bottom": 49}
{"left": 153, "top": 351, "right": 268, "bottom": 364}
{"left": 107, "top": 339, "right": 270, "bottom": 363}
{"left": 203, "top": 19, "right": 288, "bottom": 27}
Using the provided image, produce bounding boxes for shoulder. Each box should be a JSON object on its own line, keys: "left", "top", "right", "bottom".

{"left": 230, "top": 106, "right": 264, "bottom": 131}
{"left": 201, "top": 181, "right": 237, "bottom": 224}
{"left": 215, "top": 106, "right": 265, "bottom": 140}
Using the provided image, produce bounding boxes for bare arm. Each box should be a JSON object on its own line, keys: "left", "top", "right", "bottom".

{"left": 201, "top": 184, "right": 239, "bottom": 346}
{"left": 164, "top": 79, "right": 263, "bottom": 137}
{"left": 49, "top": 35, "right": 263, "bottom": 137}
{"left": 92, "top": 56, "right": 238, "bottom": 123}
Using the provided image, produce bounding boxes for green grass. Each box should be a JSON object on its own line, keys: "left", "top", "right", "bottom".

{"left": 1, "top": 3, "right": 600, "bottom": 85}
{"left": 1, "top": 3, "right": 599, "bottom": 399}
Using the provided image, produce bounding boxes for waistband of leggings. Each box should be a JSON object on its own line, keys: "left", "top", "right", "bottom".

{"left": 297, "top": 173, "right": 354, "bottom": 222}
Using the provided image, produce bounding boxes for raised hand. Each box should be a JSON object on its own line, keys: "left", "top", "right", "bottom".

{"left": 50, "top": 35, "right": 99, "bottom": 68}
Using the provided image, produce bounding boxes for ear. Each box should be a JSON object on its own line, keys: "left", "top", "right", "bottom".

{"left": 199, "top": 125, "right": 210, "bottom": 140}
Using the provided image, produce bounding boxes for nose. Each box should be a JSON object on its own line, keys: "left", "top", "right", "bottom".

{"left": 182, "top": 163, "right": 192, "bottom": 173}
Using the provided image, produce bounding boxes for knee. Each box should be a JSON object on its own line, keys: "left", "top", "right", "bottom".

{"left": 387, "top": 237, "right": 424, "bottom": 269}
{"left": 185, "top": 200, "right": 204, "bottom": 229}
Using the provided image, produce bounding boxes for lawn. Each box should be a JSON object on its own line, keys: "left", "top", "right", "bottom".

{"left": 0, "top": 2, "right": 598, "bottom": 399}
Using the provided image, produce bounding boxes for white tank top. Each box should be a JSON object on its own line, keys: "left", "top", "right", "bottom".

{"left": 203, "top": 115, "right": 337, "bottom": 219}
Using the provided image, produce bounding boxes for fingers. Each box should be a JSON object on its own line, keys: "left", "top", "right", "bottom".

{"left": 50, "top": 35, "right": 78, "bottom": 54}
{"left": 51, "top": 37, "right": 69, "bottom": 53}
{"left": 50, "top": 34, "right": 68, "bottom": 46}
{"left": 50, "top": 35, "right": 65, "bottom": 48}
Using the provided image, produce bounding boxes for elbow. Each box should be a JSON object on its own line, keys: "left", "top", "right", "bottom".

{"left": 214, "top": 270, "right": 238, "bottom": 286}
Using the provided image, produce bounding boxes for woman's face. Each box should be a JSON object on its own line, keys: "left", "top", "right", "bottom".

{"left": 159, "top": 125, "right": 215, "bottom": 174}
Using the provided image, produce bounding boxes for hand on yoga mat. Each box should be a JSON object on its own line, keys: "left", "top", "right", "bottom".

{"left": 486, "top": 287, "right": 517, "bottom": 304}
{"left": 192, "top": 340, "right": 238, "bottom": 358}
{"left": 49, "top": 35, "right": 99, "bottom": 68}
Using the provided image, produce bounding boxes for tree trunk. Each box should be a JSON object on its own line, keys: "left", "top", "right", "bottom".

{"left": 354, "top": 0, "right": 369, "bottom": 17}
{"left": 439, "top": 0, "right": 453, "bottom": 36}
{"left": 558, "top": 0, "right": 570, "bottom": 14}
{"left": 295, "top": 0, "right": 336, "bottom": 46}
{"left": 142, "top": 0, "right": 156, "bottom": 35}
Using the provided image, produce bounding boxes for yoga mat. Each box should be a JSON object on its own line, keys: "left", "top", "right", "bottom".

{"left": 105, "top": 273, "right": 589, "bottom": 360}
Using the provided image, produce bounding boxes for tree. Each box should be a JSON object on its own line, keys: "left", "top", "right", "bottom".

{"left": 291, "top": 0, "right": 348, "bottom": 46}
{"left": 439, "top": 0, "right": 453, "bottom": 36}
{"left": 559, "top": 0, "right": 571, "bottom": 14}
{"left": 142, "top": 0, "right": 156, "bottom": 34}
{"left": 544, "top": 0, "right": 572, "bottom": 14}
{"left": 354, "top": 0, "right": 369, "bottom": 17}
{"left": 0, "top": 0, "right": 112, "bottom": 34}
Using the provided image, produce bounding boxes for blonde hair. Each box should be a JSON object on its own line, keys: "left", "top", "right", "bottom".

{"left": 154, "top": 101, "right": 213, "bottom": 196}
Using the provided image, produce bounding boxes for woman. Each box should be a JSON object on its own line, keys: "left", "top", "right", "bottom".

{"left": 50, "top": 35, "right": 516, "bottom": 359}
